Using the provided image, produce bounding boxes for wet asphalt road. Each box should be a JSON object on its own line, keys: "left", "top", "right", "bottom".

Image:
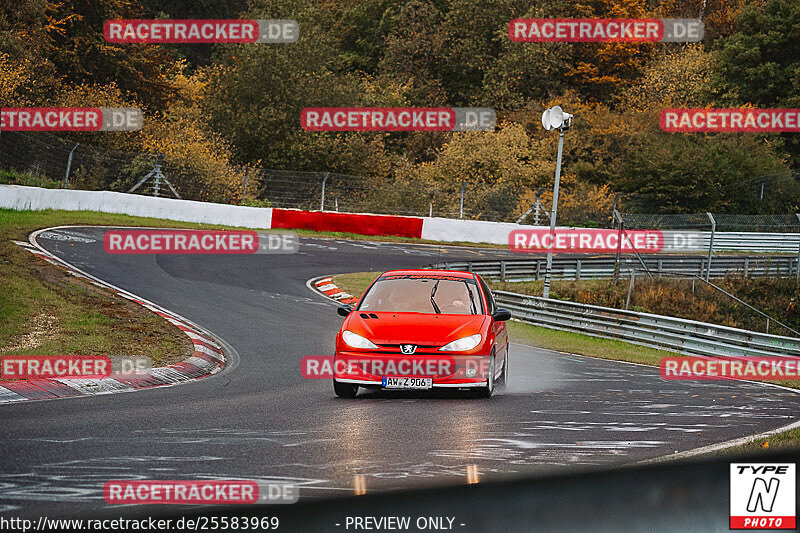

{"left": 1, "top": 226, "right": 798, "bottom": 521}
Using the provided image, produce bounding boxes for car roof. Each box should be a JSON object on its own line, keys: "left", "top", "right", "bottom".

{"left": 379, "top": 269, "right": 476, "bottom": 279}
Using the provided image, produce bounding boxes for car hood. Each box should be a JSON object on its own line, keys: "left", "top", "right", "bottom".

{"left": 344, "top": 312, "right": 488, "bottom": 345}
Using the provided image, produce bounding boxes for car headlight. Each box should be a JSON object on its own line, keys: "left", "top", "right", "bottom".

{"left": 342, "top": 330, "right": 379, "bottom": 349}
{"left": 439, "top": 333, "right": 482, "bottom": 352}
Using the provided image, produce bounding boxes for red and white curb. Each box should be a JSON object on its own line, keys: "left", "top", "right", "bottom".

{"left": 1, "top": 230, "right": 227, "bottom": 404}
{"left": 308, "top": 276, "right": 359, "bottom": 305}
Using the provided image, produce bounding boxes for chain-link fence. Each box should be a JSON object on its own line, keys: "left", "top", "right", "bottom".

{"left": 620, "top": 213, "right": 800, "bottom": 233}
{"left": 0, "top": 131, "right": 247, "bottom": 203}
{"left": 607, "top": 210, "right": 800, "bottom": 283}
{"left": 246, "top": 168, "right": 520, "bottom": 220}
{"left": 2, "top": 131, "right": 800, "bottom": 231}
{"left": 0, "top": 131, "right": 530, "bottom": 221}
{"left": 0, "top": 131, "right": 154, "bottom": 191}
{"left": 615, "top": 170, "right": 800, "bottom": 216}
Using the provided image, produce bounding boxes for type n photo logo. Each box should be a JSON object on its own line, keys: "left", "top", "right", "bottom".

{"left": 730, "top": 463, "right": 796, "bottom": 529}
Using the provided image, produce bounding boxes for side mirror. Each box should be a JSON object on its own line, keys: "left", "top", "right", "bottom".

{"left": 337, "top": 305, "right": 353, "bottom": 317}
{"left": 492, "top": 309, "right": 511, "bottom": 322}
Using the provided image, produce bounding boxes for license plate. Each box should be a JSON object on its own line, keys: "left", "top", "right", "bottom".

{"left": 382, "top": 377, "right": 432, "bottom": 389}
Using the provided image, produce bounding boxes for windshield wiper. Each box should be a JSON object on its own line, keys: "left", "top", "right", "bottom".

{"left": 430, "top": 280, "right": 441, "bottom": 314}
{"left": 464, "top": 281, "right": 477, "bottom": 314}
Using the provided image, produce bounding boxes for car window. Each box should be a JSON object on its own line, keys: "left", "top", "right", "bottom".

{"left": 359, "top": 275, "right": 483, "bottom": 315}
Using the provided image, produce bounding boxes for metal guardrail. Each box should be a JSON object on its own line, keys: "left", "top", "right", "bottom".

{"left": 435, "top": 255, "right": 800, "bottom": 281}
{"left": 494, "top": 290, "right": 800, "bottom": 358}
{"left": 692, "top": 231, "right": 800, "bottom": 253}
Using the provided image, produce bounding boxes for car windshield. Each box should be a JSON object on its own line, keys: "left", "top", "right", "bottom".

{"left": 359, "top": 274, "right": 483, "bottom": 315}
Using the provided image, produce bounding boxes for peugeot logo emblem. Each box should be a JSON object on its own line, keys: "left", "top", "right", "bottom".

{"left": 400, "top": 344, "right": 417, "bottom": 355}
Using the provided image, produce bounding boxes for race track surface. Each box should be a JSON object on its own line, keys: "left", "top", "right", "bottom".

{"left": 2, "top": 226, "right": 799, "bottom": 518}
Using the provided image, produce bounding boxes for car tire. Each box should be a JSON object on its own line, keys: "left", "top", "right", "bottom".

{"left": 496, "top": 350, "right": 508, "bottom": 392}
{"left": 475, "top": 355, "right": 495, "bottom": 398}
{"left": 333, "top": 380, "right": 358, "bottom": 398}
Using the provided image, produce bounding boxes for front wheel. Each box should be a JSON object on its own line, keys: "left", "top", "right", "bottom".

{"left": 475, "top": 355, "right": 495, "bottom": 398}
{"left": 333, "top": 380, "right": 358, "bottom": 398}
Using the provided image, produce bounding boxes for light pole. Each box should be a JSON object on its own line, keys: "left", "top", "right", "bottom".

{"left": 541, "top": 105, "right": 573, "bottom": 299}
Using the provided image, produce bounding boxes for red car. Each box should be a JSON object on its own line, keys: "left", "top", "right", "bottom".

{"left": 333, "top": 269, "right": 511, "bottom": 398}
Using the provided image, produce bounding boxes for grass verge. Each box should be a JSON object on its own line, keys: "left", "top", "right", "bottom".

{"left": 330, "top": 272, "right": 380, "bottom": 300}
{"left": 0, "top": 209, "right": 227, "bottom": 368}
{"left": 505, "top": 321, "right": 669, "bottom": 365}
{"left": 0, "top": 170, "right": 60, "bottom": 189}
{"left": 725, "top": 427, "right": 800, "bottom": 455}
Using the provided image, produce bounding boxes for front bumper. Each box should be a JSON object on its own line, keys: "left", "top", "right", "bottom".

{"left": 333, "top": 350, "right": 492, "bottom": 388}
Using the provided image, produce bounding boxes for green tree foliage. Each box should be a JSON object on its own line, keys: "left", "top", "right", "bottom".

{"left": 712, "top": 0, "right": 800, "bottom": 107}
{"left": 47, "top": 0, "right": 181, "bottom": 109}
{"left": 203, "top": 3, "right": 380, "bottom": 171}
{"left": 712, "top": 0, "right": 800, "bottom": 166}
{"left": 614, "top": 128, "right": 794, "bottom": 213}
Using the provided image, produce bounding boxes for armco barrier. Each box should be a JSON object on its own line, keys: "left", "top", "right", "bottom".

{"left": 420, "top": 216, "right": 521, "bottom": 244}
{"left": 494, "top": 290, "right": 800, "bottom": 358}
{"left": 271, "top": 208, "right": 423, "bottom": 238}
{"left": 2, "top": 185, "right": 799, "bottom": 252}
{"left": 435, "top": 256, "right": 800, "bottom": 280}
{"left": 700, "top": 232, "right": 800, "bottom": 253}
{"left": 0, "top": 185, "right": 272, "bottom": 228}
{"left": 422, "top": 217, "right": 800, "bottom": 252}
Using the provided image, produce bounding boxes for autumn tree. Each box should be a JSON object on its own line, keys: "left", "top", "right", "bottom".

{"left": 565, "top": 0, "right": 658, "bottom": 103}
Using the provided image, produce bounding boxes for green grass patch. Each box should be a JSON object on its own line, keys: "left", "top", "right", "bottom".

{"left": 0, "top": 169, "right": 60, "bottom": 189}
{"left": 331, "top": 272, "right": 380, "bottom": 300}
{"left": 725, "top": 426, "right": 800, "bottom": 454}
{"left": 506, "top": 321, "right": 670, "bottom": 365}
{"left": 0, "top": 209, "right": 226, "bottom": 368}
